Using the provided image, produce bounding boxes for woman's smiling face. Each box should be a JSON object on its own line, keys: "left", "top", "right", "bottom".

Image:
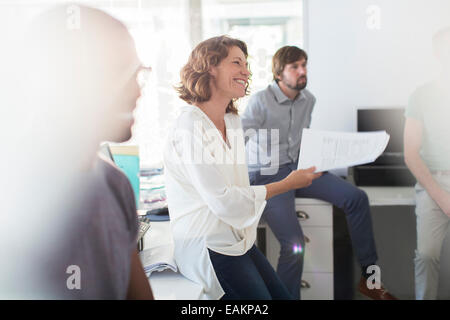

{"left": 210, "top": 45, "right": 250, "bottom": 100}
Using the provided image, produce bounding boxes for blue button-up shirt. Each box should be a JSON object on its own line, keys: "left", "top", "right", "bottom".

{"left": 241, "top": 81, "right": 316, "bottom": 172}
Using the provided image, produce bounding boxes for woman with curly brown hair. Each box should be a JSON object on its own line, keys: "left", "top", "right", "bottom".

{"left": 163, "top": 35, "right": 320, "bottom": 300}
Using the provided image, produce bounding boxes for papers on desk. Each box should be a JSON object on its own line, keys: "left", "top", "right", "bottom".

{"left": 297, "top": 129, "right": 390, "bottom": 173}
{"left": 139, "top": 243, "right": 178, "bottom": 277}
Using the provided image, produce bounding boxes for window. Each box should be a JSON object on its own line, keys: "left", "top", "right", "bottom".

{"left": 7, "top": 0, "right": 305, "bottom": 167}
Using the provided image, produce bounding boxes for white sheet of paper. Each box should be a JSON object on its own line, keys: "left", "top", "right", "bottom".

{"left": 297, "top": 129, "right": 390, "bottom": 173}
{"left": 140, "top": 243, "right": 178, "bottom": 277}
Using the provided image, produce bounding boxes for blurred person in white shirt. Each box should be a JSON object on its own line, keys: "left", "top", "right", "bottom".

{"left": 405, "top": 26, "right": 450, "bottom": 300}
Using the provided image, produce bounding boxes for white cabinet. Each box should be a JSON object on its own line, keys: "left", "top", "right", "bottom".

{"left": 300, "top": 272, "right": 334, "bottom": 300}
{"left": 261, "top": 198, "right": 333, "bottom": 300}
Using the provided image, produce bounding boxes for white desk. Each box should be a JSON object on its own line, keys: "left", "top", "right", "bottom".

{"left": 359, "top": 186, "right": 415, "bottom": 206}
{"left": 140, "top": 221, "right": 203, "bottom": 300}
{"left": 149, "top": 269, "right": 202, "bottom": 300}
{"left": 141, "top": 186, "right": 417, "bottom": 300}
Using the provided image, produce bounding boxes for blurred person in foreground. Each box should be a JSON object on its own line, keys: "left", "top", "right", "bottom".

{"left": 405, "top": 26, "right": 450, "bottom": 300}
{"left": 0, "top": 4, "right": 153, "bottom": 299}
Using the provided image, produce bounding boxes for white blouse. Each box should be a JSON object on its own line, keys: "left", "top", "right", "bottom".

{"left": 163, "top": 105, "right": 267, "bottom": 300}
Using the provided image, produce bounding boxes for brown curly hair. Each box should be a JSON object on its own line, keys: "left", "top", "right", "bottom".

{"left": 176, "top": 35, "right": 250, "bottom": 114}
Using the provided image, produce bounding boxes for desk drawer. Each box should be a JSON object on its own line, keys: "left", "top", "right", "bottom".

{"left": 303, "top": 226, "right": 333, "bottom": 273}
{"left": 296, "top": 205, "right": 332, "bottom": 227}
{"left": 300, "top": 272, "right": 333, "bottom": 300}
{"left": 265, "top": 226, "right": 333, "bottom": 273}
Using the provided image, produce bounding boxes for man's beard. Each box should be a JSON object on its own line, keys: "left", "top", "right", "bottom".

{"left": 284, "top": 76, "right": 307, "bottom": 91}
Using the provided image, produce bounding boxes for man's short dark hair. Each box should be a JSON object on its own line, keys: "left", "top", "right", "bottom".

{"left": 272, "top": 46, "right": 308, "bottom": 81}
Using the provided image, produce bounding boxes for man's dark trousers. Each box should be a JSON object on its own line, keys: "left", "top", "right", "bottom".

{"left": 249, "top": 162, "right": 378, "bottom": 299}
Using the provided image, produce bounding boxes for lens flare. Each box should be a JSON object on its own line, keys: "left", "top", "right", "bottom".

{"left": 293, "top": 244, "right": 303, "bottom": 254}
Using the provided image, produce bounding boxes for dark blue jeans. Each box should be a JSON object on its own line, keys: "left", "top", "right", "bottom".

{"left": 249, "top": 162, "right": 378, "bottom": 299}
{"left": 208, "top": 245, "right": 293, "bottom": 300}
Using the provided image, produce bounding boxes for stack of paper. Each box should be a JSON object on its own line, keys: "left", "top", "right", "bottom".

{"left": 139, "top": 243, "right": 178, "bottom": 277}
{"left": 298, "top": 129, "right": 390, "bottom": 173}
{"left": 139, "top": 169, "right": 167, "bottom": 211}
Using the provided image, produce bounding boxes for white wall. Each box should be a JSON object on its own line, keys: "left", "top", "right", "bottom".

{"left": 306, "top": 0, "right": 450, "bottom": 131}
